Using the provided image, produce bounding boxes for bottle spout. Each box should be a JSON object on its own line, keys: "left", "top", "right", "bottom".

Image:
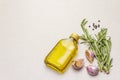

{"left": 69, "top": 33, "right": 79, "bottom": 42}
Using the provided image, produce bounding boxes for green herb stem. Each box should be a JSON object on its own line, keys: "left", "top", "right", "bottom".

{"left": 80, "top": 19, "right": 112, "bottom": 74}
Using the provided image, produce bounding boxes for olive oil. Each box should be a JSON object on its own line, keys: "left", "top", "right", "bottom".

{"left": 44, "top": 33, "right": 79, "bottom": 73}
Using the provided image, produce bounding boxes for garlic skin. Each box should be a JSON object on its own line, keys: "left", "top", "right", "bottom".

{"left": 86, "top": 65, "right": 99, "bottom": 76}
{"left": 85, "top": 50, "right": 94, "bottom": 63}
{"left": 72, "top": 59, "right": 84, "bottom": 70}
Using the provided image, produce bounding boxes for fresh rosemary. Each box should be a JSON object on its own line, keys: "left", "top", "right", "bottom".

{"left": 80, "top": 19, "right": 113, "bottom": 74}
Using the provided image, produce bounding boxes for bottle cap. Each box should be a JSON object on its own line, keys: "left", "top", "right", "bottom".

{"left": 69, "top": 33, "right": 79, "bottom": 42}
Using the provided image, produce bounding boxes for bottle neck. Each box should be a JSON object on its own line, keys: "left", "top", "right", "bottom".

{"left": 69, "top": 33, "right": 79, "bottom": 43}
{"left": 70, "top": 37, "right": 78, "bottom": 43}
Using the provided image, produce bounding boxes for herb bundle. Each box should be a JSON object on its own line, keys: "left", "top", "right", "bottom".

{"left": 80, "top": 19, "right": 113, "bottom": 74}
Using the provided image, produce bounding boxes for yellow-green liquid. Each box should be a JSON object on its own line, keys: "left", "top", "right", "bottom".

{"left": 44, "top": 38, "right": 78, "bottom": 73}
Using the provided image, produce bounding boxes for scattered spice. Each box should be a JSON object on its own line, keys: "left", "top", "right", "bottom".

{"left": 94, "top": 25, "right": 97, "bottom": 29}
{"left": 88, "top": 20, "right": 101, "bottom": 30}
{"left": 98, "top": 24, "right": 100, "bottom": 28}
{"left": 98, "top": 20, "right": 100, "bottom": 22}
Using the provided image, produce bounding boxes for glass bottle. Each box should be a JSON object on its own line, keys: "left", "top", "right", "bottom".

{"left": 44, "top": 33, "right": 79, "bottom": 73}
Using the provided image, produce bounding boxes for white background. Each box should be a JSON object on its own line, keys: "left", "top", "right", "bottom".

{"left": 0, "top": 0, "right": 120, "bottom": 80}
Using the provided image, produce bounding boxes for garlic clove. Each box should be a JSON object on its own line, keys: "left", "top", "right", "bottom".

{"left": 86, "top": 65, "right": 99, "bottom": 76}
{"left": 72, "top": 59, "right": 84, "bottom": 70}
{"left": 85, "top": 50, "right": 94, "bottom": 63}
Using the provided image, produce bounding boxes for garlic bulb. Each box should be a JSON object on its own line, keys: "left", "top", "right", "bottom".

{"left": 86, "top": 65, "right": 99, "bottom": 76}
{"left": 72, "top": 59, "right": 84, "bottom": 70}
{"left": 85, "top": 50, "right": 94, "bottom": 63}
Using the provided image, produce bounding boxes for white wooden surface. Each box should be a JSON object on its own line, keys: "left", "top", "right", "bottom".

{"left": 0, "top": 0, "right": 120, "bottom": 80}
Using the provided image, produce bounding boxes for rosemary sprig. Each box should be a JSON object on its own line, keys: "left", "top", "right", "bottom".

{"left": 80, "top": 19, "right": 112, "bottom": 74}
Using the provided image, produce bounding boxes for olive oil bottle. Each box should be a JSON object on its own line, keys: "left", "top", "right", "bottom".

{"left": 44, "top": 33, "right": 79, "bottom": 73}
